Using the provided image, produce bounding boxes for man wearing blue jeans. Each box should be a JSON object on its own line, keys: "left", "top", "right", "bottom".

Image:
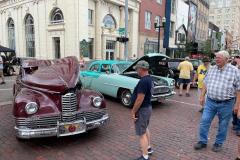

{"left": 194, "top": 50, "right": 240, "bottom": 152}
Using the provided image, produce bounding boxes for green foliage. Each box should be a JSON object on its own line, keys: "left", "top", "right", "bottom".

{"left": 216, "top": 32, "right": 223, "bottom": 50}
{"left": 202, "top": 40, "right": 212, "bottom": 56}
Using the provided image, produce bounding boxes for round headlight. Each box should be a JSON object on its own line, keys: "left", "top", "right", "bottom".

{"left": 170, "top": 80, "right": 175, "bottom": 86}
{"left": 93, "top": 97, "right": 102, "bottom": 108}
{"left": 25, "top": 102, "right": 38, "bottom": 115}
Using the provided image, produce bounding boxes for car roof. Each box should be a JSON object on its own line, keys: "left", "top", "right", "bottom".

{"left": 90, "top": 60, "right": 132, "bottom": 65}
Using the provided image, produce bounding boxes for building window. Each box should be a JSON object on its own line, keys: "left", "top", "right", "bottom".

{"left": 170, "top": 21, "right": 175, "bottom": 38}
{"left": 50, "top": 8, "right": 64, "bottom": 24}
{"left": 171, "top": 0, "right": 176, "bottom": 14}
{"left": 145, "top": 11, "right": 151, "bottom": 30}
{"left": 25, "top": 14, "right": 35, "bottom": 57}
{"left": 103, "top": 14, "right": 116, "bottom": 29}
{"left": 156, "top": 0, "right": 162, "bottom": 4}
{"left": 144, "top": 40, "right": 158, "bottom": 55}
{"left": 88, "top": 9, "right": 93, "bottom": 25}
{"left": 7, "top": 18, "right": 15, "bottom": 50}
{"left": 178, "top": 33, "right": 186, "bottom": 43}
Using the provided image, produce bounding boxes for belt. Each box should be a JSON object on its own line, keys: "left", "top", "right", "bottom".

{"left": 208, "top": 97, "right": 235, "bottom": 103}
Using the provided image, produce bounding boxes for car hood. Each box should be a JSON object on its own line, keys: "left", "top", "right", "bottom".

{"left": 21, "top": 56, "right": 80, "bottom": 93}
{"left": 122, "top": 53, "right": 170, "bottom": 76}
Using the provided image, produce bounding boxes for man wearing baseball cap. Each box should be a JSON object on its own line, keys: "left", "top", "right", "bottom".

{"left": 131, "top": 60, "right": 153, "bottom": 160}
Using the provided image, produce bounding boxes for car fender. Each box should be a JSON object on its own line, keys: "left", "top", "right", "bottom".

{"left": 98, "top": 73, "right": 139, "bottom": 97}
{"left": 13, "top": 88, "right": 60, "bottom": 118}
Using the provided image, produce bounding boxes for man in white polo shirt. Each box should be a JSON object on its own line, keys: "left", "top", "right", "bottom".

{"left": 0, "top": 55, "right": 5, "bottom": 84}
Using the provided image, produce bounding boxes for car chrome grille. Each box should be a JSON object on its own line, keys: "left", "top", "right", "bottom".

{"left": 15, "top": 115, "right": 60, "bottom": 129}
{"left": 61, "top": 92, "right": 78, "bottom": 122}
{"left": 153, "top": 86, "right": 170, "bottom": 94}
{"left": 15, "top": 111, "right": 107, "bottom": 129}
{"left": 77, "top": 111, "right": 106, "bottom": 122}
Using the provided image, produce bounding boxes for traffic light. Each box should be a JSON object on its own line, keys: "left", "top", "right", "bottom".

{"left": 116, "top": 37, "right": 129, "bottom": 43}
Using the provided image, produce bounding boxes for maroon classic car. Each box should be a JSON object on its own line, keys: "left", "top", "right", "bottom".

{"left": 13, "top": 56, "right": 109, "bottom": 139}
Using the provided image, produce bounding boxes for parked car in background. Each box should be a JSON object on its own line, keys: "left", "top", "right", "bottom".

{"left": 167, "top": 58, "right": 202, "bottom": 87}
{"left": 13, "top": 56, "right": 109, "bottom": 139}
{"left": 80, "top": 54, "right": 176, "bottom": 107}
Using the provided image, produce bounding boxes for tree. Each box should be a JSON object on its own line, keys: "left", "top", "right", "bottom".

{"left": 202, "top": 40, "right": 212, "bottom": 56}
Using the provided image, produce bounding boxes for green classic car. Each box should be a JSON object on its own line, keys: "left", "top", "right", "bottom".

{"left": 80, "top": 53, "right": 176, "bottom": 107}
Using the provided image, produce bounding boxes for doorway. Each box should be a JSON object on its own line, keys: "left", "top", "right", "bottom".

{"left": 106, "top": 40, "right": 115, "bottom": 60}
{"left": 53, "top": 37, "right": 60, "bottom": 59}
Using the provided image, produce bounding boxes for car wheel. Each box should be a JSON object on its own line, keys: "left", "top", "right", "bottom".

{"left": 120, "top": 89, "right": 132, "bottom": 108}
{"left": 8, "top": 68, "right": 14, "bottom": 76}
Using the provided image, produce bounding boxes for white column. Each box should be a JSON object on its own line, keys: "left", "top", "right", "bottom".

{"left": 102, "top": 34, "right": 106, "bottom": 60}
{"left": 129, "top": 10, "right": 139, "bottom": 58}
{"left": 95, "top": 0, "right": 102, "bottom": 59}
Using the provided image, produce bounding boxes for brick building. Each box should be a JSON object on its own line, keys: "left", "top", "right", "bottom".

{"left": 138, "top": 0, "right": 166, "bottom": 56}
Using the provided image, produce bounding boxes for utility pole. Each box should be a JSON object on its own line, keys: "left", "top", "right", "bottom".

{"left": 124, "top": 0, "right": 128, "bottom": 61}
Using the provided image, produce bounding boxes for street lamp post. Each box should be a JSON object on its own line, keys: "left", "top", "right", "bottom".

{"left": 154, "top": 17, "right": 166, "bottom": 53}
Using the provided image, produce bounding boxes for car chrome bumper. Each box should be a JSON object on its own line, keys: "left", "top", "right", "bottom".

{"left": 151, "top": 91, "right": 176, "bottom": 101}
{"left": 15, "top": 114, "right": 109, "bottom": 139}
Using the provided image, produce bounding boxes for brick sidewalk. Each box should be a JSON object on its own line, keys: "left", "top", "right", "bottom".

{"left": 0, "top": 91, "right": 238, "bottom": 160}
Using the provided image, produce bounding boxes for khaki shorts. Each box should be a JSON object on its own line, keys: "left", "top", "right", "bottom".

{"left": 0, "top": 69, "right": 3, "bottom": 76}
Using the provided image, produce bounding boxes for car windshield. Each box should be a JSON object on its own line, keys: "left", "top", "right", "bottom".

{"left": 112, "top": 63, "right": 131, "bottom": 73}
{"left": 168, "top": 62, "right": 180, "bottom": 69}
{"left": 190, "top": 60, "right": 201, "bottom": 67}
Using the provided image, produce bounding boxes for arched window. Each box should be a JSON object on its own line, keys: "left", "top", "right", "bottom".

{"left": 103, "top": 14, "right": 116, "bottom": 29}
{"left": 7, "top": 18, "right": 15, "bottom": 50}
{"left": 25, "top": 14, "right": 35, "bottom": 57}
{"left": 50, "top": 8, "right": 64, "bottom": 24}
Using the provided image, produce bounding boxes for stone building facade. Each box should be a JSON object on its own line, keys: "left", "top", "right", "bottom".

{"left": 0, "top": 0, "right": 140, "bottom": 60}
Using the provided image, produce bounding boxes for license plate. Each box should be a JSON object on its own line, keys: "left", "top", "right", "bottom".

{"left": 64, "top": 124, "right": 80, "bottom": 130}
{"left": 58, "top": 120, "right": 86, "bottom": 137}
{"left": 158, "top": 97, "right": 164, "bottom": 102}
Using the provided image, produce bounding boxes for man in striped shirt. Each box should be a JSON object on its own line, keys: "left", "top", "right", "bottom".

{"left": 194, "top": 50, "right": 240, "bottom": 152}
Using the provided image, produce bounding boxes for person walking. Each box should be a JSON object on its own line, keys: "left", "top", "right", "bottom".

{"left": 194, "top": 50, "right": 240, "bottom": 152}
{"left": 131, "top": 60, "right": 153, "bottom": 160}
{"left": 230, "top": 59, "right": 240, "bottom": 136}
{"left": 193, "top": 57, "right": 210, "bottom": 113}
{"left": 235, "top": 110, "right": 240, "bottom": 160}
{"left": 0, "top": 55, "right": 5, "bottom": 84}
{"left": 177, "top": 56, "right": 194, "bottom": 97}
{"left": 79, "top": 55, "right": 85, "bottom": 69}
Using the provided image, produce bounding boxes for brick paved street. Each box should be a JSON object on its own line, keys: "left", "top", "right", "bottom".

{"left": 0, "top": 77, "right": 238, "bottom": 160}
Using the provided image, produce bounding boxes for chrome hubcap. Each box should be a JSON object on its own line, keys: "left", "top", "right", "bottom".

{"left": 122, "top": 91, "right": 131, "bottom": 106}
